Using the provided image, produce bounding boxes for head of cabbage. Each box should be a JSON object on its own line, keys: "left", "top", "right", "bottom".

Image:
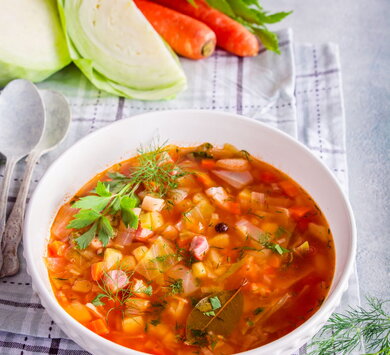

{"left": 0, "top": 0, "right": 71, "bottom": 87}
{"left": 57, "top": 0, "right": 187, "bottom": 100}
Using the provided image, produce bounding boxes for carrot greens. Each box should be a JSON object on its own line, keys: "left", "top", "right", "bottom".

{"left": 188, "top": 0, "right": 292, "bottom": 53}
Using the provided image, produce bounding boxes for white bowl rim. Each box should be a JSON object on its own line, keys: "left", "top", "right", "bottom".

{"left": 24, "top": 109, "right": 357, "bottom": 355}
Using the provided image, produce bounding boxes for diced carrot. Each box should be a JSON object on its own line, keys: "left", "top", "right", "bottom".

{"left": 289, "top": 206, "right": 312, "bottom": 220}
{"left": 279, "top": 180, "right": 299, "bottom": 197}
{"left": 227, "top": 202, "right": 241, "bottom": 215}
{"left": 87, "top": 318, "right": 109, "bottom": 335}
{"left": 196, "top": 172, "right": 216, "bottom": 187}
{"left": 91, "top": 262, "right": 105, "bottom": 281}
{"left": 201, "top": 159, "right": 216, "bottom": 170}
{"left": 48, "top": 241, "right": 66, "bottom": 257}
{"left": 268, "top": 254, "right": 282, "bottom": 268}
{"left": 259, "top": 171, "right": 279, "bottom": 183}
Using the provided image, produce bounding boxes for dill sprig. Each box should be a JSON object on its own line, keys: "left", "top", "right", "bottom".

{"left": 130, "top": 143, "right": 186, "bottom": 197}
{"left": 309, "top": 297, "right": 390, "bottom": 355}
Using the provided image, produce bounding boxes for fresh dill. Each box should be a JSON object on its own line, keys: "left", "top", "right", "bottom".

{"left": 168, "top": 277, "right": 184, "bottom": 295}
{"left": 308, "top": 297, "right": 390, "bottom": 355}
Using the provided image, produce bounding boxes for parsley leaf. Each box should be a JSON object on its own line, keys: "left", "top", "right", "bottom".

{"left": 120, "top": 195, "right": 139, "bottom": 229}
{"left": 72, "top": 195, "right": 111, "bottom": 212}
{"left": 91, "top": 293, "right": 106, "bottom": 306}
{"left": 142, "top": 285, "right": 153, "bottom": 296}
{"left": 264, "top": 242, "right": 290, "bottom": 255}
{"left": 96, "top": 181, "right": 111, "bottom": 197}
{"left": 98, "top": 216, "right": 114, "bottom": 247}
{"left": 67, "top": 209, "right": 101, "bottom": 229}
{"left": 75, "top": 222, "right": 98, "bottom": 249}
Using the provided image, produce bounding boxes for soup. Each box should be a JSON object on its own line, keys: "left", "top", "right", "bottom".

{"left": 46, "top": 143, "right": 335, "bottom": 354}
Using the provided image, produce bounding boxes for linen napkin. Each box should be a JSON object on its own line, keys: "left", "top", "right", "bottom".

{"left": 0, "top": 28, "right": 361, "bottom": 354}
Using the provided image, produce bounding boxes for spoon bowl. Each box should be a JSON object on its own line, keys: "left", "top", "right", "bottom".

{"left": 0, "top": 89, "right": 71, "bottom": 277}
{"left": 0, "top": 79, "right": 45, "bottom": 158}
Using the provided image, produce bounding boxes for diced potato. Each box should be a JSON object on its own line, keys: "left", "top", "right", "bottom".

{"left": 65, "top": 302, "right": 92, "bottom": 323}
{"left": 167, "top": 297, "right": 188, "bottom": 320}
{"left": 308, "top": 223, "right": 329, "bottom": 242}
{"left": 85, "top": 303, "right": 104, "bottom": 318}
{"left": 126, "top": 298, "right": 151, "bottom": 313}
{"left": 206, "top": 248, "right": 222, "bottom": 268}
{"left": 161, "top": 225, "right": 179, "bottom": 241}
{"left": 238, "top": 189, "right": 251, "bottom": 209}
{"left": 132, "top": 246, "right": 149, "bottom": 262}
{"left": 150, "top": 212, "right": 164, "bottom": 230}
{"left": 140, "top": 212, "right": 164, "bottom": 230}
{"left": 261, "top": 222, "right": 279, "bottom": 234}
{"left": 295, "top": 241, "right": 310, "bottom": 256}
{"left": 209, "top": 233, "right": 230, "bottom": 248}
{"left": 192, "top": 192, "right": 208, "bottom": 204}
{"left": 71, "top": 280, "right": 92, "bottom": 293}
{"left": 141, "top": 195, "right": 165, "bottom": 212}
{"left": 103, "top": 248, "right": 123, "bottom": 270}
{"left": 148, "top": 323, "right": 171, "bottom": 339}
{"left": 192, "top": 262, "right": 207, "bottom": 279}
{"left": 135, "top": 237, "right": 177, "bottom": 280}
{"left": 121, "top": 255, "right": 137, "bottom": 271}
{"left": 139, "top": 212, "right": 152, "bottom": 230}
{"left": 209, "top": 213, "right": 219, "bottom": 226}
{"left": 169, "top": 189, "right": 188, "bottom": 203}
{"left": 122, "top": 316, "right": 145, "bottom": 334}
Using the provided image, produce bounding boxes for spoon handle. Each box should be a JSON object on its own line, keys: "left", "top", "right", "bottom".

{"left": 0, "top": 152, "right": 40, "bottom": 278}
{"left": 0, "top": 157, "right": 18, "bottom": 271}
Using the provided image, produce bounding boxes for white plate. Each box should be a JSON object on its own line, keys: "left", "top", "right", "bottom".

{"left": 24, "top": 110, "right": 356, "bottom": 355}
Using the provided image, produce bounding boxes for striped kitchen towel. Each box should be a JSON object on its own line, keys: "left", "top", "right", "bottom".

{"left": 0, "top": 29, "right": 360, "bottom": 354}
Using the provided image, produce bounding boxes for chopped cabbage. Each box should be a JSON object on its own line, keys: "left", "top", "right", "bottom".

{"left": 57, "top": 0, "right": 187, "bottom": 100}
{"left": 0, "top": 0, "right": 71, "bottom": 86}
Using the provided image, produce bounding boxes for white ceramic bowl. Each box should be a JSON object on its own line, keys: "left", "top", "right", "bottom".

{"left": 24, "top": 110, "right": 356, "bottom": 355}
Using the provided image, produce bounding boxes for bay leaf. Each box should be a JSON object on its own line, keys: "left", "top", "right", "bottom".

{"left": 186, "top": 288, "right": 244, "bottom": 344}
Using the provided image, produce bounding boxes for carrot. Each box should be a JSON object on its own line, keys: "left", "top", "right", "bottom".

{"left": 88, "top": 319, "right": 109, "bottom": 335}
{"left": 152, "top": 0, "right": 260, "bottom": 56}
{"left": 259, "top": 171, "right": 279, "bottom": 183}
{"left": 196, "top": 171, "right": 216, "bottom": 187}
{"left": 48, "top": 241, "right": 66, "bottom": 257}
{"left": 134, "top": 0, "right": 216, "bottom": 59}
{"left": 289, "top": 206, "right": 312, "bottom": 220}
{"left": 227, "top": 202, "right": 241, "bottom": 215}
{"left": 91, "top": 262, "right": 105, "bottom": 281}
{"left": 279, "top": 180, "right": 299, "bottom": 197}
{"left": 201, "top": 159, "right": 216, "bottom": 170}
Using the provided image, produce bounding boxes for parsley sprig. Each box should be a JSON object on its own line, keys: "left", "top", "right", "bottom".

{"left": 67, "top": 143, "right": 187, "bottom": 249}
{"left": 67, "top": 181, "right": 139, "bottom": 249}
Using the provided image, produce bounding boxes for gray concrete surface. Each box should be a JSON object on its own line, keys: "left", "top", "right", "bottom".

{"left": 265, "top": 0, "right": 390, "bottom": 302}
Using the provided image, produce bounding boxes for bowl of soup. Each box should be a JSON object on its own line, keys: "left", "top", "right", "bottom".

{"left": 24, "top": 110, "right": 356, "bottom": 355}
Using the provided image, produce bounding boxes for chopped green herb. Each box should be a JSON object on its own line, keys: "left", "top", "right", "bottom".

{"left": 192, "top": 151, "right": 214, "bottom": 159}
{"left": 253, "top": 307, "right": 264, "bottom": 315}
{"left": 91, "top": 293, "right": 106, "bottom": 306}
{"left": 150, "top": 319, "right": 160, "bottom": 326}
{"left": 168, "top": 278, "right": 184, "bottom": 295}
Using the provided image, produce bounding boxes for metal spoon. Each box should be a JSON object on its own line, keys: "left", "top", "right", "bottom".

{"left": 0, "top": 90, "right": 71, "bottom": 277}
{"left": 0, "top": 80, "right": 45, "bottom": 271}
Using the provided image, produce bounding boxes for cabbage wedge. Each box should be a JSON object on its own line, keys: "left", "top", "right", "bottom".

{"left": 0, "top": 0, "right": 71, "bottom": 87}
{"left": 57, "top": 0, "right": 187, "bottom": 100}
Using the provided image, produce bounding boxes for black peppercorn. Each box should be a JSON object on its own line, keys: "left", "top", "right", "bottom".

{"left": 215, "top": 222, "right": 229, "bottom": 233}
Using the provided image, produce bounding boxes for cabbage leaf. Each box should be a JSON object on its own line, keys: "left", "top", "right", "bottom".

{"left": 57, "top": 0, "right": 187, "bottom": 100}
{"left": 0, "top": 0, "right": 71, "bottom": 87}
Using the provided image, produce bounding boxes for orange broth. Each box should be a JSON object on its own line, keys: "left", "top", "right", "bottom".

{"left": 46, "top": 143, "right": 335, "bottom": 354}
